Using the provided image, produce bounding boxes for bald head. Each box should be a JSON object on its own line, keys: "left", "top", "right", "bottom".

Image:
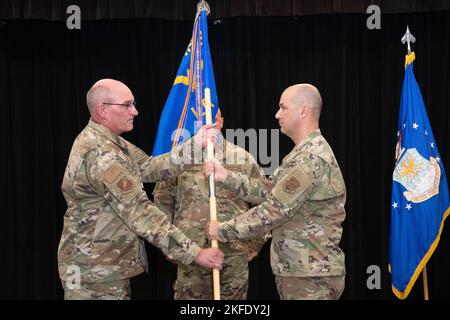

{"left": 276, "top": 83, "right": 322, "bottom": 144}
{"left": 86, "top": 79, "right": 130, "bottom": 115}
{"left": 285, "top": 83, "right": 322, "bottom": 120}
{"left": 85, "top": 78, "right": 137, "bottom": 135}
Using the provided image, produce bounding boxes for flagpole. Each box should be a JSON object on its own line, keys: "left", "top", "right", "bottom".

{"left": 422, "top": 266, "right": 429, "bottom": 300}
{"left": 204, "top": 87, "right": 221, "bottom": 300}
{"left": 197, "top": 0, "right": 220, "bottom": 301}
{"left": 195, "top": 0, "right": 220, "bottom": 300}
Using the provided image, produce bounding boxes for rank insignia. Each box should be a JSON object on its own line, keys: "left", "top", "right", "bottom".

{"left": 283, "top": 177, "right": 300, "bottom": 194}
{"left": 117, "top": 176, "right": 133, "bottom": 193}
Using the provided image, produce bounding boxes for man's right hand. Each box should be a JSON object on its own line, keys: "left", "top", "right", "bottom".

{"left": 203, "top": 159, "right": 228, "bottom": 182}
{"left": 194, "top": 123, "right": 220, "bottom": 149}
{"left": 194, "top": 247, "right": 224, "bottom": 270}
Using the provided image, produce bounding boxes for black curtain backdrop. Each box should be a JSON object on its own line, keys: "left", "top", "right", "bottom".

{"left": 1, "top": 10, "right": 449, "bottom": 300}
{"left": 1, "top": 0, "right": 450, "bottom": 21}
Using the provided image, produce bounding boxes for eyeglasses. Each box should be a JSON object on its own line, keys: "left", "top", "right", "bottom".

{"left": 102, "top": 100, "right": 137, "bottom": 110}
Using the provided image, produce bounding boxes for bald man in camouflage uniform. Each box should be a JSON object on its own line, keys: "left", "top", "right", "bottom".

{"left": 206, "top": 84, "right": 346, "bottom": 300}
{"left": 58, "top": 79, "right": 224, "bottom": 300}
{"left": 153, "top": 111, "right": 266, "bottom": 300}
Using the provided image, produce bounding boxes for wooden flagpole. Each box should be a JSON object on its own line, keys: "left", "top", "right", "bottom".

{"left": 204, "top": 88, "right": 221, "bottom": 300}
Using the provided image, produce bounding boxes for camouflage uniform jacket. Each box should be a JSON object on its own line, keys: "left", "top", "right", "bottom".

{"left": 153, "top": 137, "right": 265, "bottom": 256}
{"left": 58, "top": 119, "right": 202, "bottom": 283}
{"left": 217, "top": 130, "right": 346, "bottom": 277}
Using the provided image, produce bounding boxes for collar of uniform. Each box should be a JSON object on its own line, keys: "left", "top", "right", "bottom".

{"left": 87, "top": 119, "right": 129, "bottom": 152}
{"left": 282, "top": 129, "right": 322, "bottom": 164}
{"left": 295, "top": 129, "right": 322, "bottom": 151}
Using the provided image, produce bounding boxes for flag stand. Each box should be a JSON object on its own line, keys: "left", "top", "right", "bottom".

{"left": 422, "top": 266, "right": 429, "bottom": 300}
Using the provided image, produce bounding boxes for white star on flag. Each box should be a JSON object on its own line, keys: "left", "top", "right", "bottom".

{"left": 431, "top": 142, "right": 435, "bottom": 148}
{"left": 424, "top": 130, "right": 428, "bottom": 135}
{"left": 403, "top": 123, "right": 406, "bottom": 128}
{"left": 436, "top": 157, "right": 440, "bottom": 162}
{"left": 392, "top": 202, "right": 398, "bottom": 209}
{"left": 412, "top": 122, "right": 419, "bottom": 129}
{"left": 405, "top": 203, "right": 412, "bottom": 210}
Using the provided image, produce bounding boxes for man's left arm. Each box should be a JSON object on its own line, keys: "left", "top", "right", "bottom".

{"left": 127, "top": 140, "right": 198, "bottom": 183}
{"left": 128, "top": 125, "right": 217, "bottom": 182}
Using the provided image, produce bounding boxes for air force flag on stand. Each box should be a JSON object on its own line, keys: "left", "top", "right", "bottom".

{"left": 152, "top": 7, "right": 219, "bottom": 156}
{"left": 389, "top": 52, "right": 450, "bottom": 299}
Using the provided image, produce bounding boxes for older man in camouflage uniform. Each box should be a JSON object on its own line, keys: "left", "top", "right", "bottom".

{"left": 206, "top": 84, "right": 346, "bottom": 300}
{"left": 153, "top": 110, "right": 265, "bottom": 300}
{"left": 58, "top": 79, "right": 224, "bottom": 300}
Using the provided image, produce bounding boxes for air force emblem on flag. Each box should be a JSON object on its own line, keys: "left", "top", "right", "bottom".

{"left": 393, "top": 148, "right": 441, "bottom": 203}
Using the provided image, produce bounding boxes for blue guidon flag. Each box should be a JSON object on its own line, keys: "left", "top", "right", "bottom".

{"left": 152, "top": 5, "right": 219, "bottom": 156}
{"left": 389, "top": 52, "right": 450, "bottom": 299}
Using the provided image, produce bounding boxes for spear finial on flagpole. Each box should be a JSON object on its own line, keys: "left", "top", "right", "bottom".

{"left": 197, "top": 0, "right": 211, "bottom": 15}
{"left": 401, "top": 26, "right": 416, "bottom": 55}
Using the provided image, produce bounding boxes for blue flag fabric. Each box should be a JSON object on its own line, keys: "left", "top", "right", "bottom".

{"left": 152, "top": 8, "right": 219, "bottom": 156}
{"left": 389, "top": 52, "right": 450, "bottom": 299}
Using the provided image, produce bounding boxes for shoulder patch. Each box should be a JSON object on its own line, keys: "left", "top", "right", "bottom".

{"left": 102, "top": 164, "right": 140, "bottom": 205}
{"left": 104, "top": 165, "right": 122, "bottom": 184}
{"left": 272, "top": 166, "right": 312, "bottom": 205}
{"left": 116, "top": 176, "right": 133, "bottom": 193}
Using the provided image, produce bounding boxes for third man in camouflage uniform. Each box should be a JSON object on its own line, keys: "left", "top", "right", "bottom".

{"left": 153, "top": 110, "right": 266, "bottom": 300}
{"left": 205, "top": 84, "right": 346, "bottom": 300}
